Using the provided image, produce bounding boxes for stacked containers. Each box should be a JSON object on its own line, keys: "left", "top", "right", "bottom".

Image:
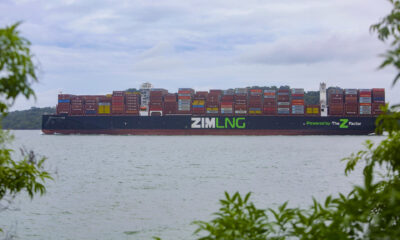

{"left": 372, "top": 88, "right": 385, "bottom": 115}
{"left": 57, "top": 94, "right": 71, "bottom": 115}
{"left": 248, "top": 89, "right": 263, "bottom": 115}
{"left": 84, "top": 96, "right": 98, "bottom": 115}
{"left": 344, "top": 89, "right": 358, "bottom": 115}
{"left": 70, "top": 96, "right": 84, "bottom": 115}
{"left": 277, "top": 89, "right": 290, "bottom": 115}
{"left": 192, "top": 91, "right": 207, "bottom": 115}
{"left": 221, "top": 89, "right": 234, "bottom": 114}
{"left": 149, "top": 89, "right": 167, "bottom": 116}
{"left": 263, "top": 90, "right": 277, "bottom": 115}
{"left": 178, "top": 88, "right": 194, "bottom": 114}
{"left": 359, "top": 89, "right": 372, "bottom": 115}
{"left": 305, "top": 105, "right": 320, "bottom": 116}
{"left": 234, "top": 88, "right": 247, "bottom": 115}
{"left": 328, "top": 89, "right": 344, "bottom": 116}
{"left": 125, "top": 92, "right": 140, "bottom": 115}
{"left": 112, "top": 91, "right": 125, "bottom": 114}
{"left": 98, "top": 96, "right": 111, "bottom": 114}
{"left": 206, "top": 90, "right": 221, "bottom": 114}
{"left": 291, "top": 88, "right": 305, "bottom": 115}
{"left": 163, "top": 93, "right": 177, "bottom": 115}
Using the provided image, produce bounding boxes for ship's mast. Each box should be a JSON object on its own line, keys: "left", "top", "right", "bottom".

{"left": 320, "top": 82, "right": 327, "bottom": 117}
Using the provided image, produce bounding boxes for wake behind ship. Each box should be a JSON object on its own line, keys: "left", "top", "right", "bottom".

{"left": 42, "top": 83, "right": 385, "bottom": 135}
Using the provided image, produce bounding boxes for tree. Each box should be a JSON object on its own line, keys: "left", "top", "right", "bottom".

{"left": 185, "top": 1, "right": 400, "bottom": 239}
{"left": 0, "top": 22, "right": 51, "bottom": 232}
{"left": 371, "top": 0, "right": 400, "bottom": 87}
{"left": 1, "top": 107, "right": 56, "bottom": 129}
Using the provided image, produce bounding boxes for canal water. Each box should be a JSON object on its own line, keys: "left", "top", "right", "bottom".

{"left": 0, "top": 131, "right": 383, "bottom": 239}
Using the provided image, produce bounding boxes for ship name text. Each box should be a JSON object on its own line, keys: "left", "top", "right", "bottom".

{"left": 191, "top": 117, "right": 246, "bottom": 129}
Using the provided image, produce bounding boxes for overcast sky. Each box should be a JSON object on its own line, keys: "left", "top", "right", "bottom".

{"left": 1, "top": 0, "right": 398, "bottom": 110}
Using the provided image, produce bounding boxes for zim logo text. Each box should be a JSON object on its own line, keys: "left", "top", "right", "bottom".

{"left": 191, "top": 117, "right": 246, "bottom": 129}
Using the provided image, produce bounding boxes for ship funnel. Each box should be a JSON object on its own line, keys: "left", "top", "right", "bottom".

{"left": 320, "top": 82, "right": 327, "bottom": 117}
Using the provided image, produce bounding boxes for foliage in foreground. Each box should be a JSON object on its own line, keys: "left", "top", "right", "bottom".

{"left": 0, "top": 131, "right": 51, "bottom": 200}
{"left": 0, "top": 22, "right": 52, "bottom": 233}
{"left": 193, "top": 126, "right": 400, "bottom": 239}
{"left": 0, "top": 22, "right": 37, "bottom": 114}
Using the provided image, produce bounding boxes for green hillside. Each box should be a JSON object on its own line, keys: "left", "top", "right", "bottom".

{"left": 1, "top": 107, "right": 56, "bottom": 129}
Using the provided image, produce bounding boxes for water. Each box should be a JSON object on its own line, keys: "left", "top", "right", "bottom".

{"left": 0, "top": 131, "right": 384, "bottom": 239}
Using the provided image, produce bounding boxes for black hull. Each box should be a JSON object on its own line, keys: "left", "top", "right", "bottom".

{"left": 42, "top": 115, "right": 377, "bottom": 135}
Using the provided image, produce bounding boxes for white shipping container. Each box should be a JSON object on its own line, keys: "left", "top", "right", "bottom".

{"left": 278, "top": 102, "right": 290, "bottom": 106}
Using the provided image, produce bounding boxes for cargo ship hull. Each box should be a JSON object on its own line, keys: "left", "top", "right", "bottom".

{"left": 42, "top": 115, "right": 377, "bottom": 135}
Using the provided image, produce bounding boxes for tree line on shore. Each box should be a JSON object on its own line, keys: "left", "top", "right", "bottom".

{"left": 1, "top": 107, "right": 55, "bottom": 129}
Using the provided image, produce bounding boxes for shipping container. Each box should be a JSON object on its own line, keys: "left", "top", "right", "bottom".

{"left": 53, "top": 86, "right": 385, "bottom": 119}
{"left": 291, "top": 88, "right": 305, "bottom": 94}
{"left": 372, "top": 88, "right": 385, "bottom": 103}
{"left": 345, "top": 104, "right": 358, "bottom": 115}
{"left": 345, "top": 89, "right": 358, "bottom": 95}
{"left": 359, "top": 105, "right": 372, "bottom": 115}
{"left": 209, "top": 89, "right": 222, "bottom": 95}
{"left": 329, "top": 105, "right": 344, "bottom": 115}
{"left": 372, "top": 102, "right": 385, "bottom": 115}
{"left": 305, "top": 105, "right": 320, "bottom": 115}
{"left": 277, "top": 108, "right": 290, "bottom": 114}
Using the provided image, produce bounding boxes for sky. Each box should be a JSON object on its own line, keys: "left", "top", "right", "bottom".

{"left": 1, "top": 0, "right": 399, "bottom": 110}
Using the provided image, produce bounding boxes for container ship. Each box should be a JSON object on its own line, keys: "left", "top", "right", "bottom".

{"left": 42, "top": 83, "right": 385, "bottom": 135}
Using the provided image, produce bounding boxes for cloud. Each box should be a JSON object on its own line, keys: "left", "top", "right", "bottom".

{"left": 0, "top": 0, "right": 398, "bottom": 110}
{"left": 237, "top": 33, "right": 382, "bottom": 65}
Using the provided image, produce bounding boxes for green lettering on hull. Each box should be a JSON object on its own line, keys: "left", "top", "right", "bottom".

{"left": 216, "top": 118, "right": 224, "bottom": 128}
{"left": 225, "top": 118, "right": 235, "bottom": 128}
{"left": 236, "top": 117, "right": 246, "bottom": 128}
{"left": 340, "top": 119, "right": 349, "bottom": 129}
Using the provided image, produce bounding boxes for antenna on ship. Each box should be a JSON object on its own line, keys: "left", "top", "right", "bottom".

{"left": 320, "top": 82, "right": 327, "bottom": 117}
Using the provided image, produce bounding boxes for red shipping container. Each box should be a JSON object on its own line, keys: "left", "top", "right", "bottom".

{"left": 345, "top": 96, "right": 358, "bottom": 104}
{"left": 291, "top": 100, "right": 304, "bottom": 105}
{"left": 345, "top": 104, "right": 358, "bottom": 115}
{"left": 372, "top": 102, "right": 385, "bottom": 115}
{"left": 234, "top": 95, "right": 247, "bottom": 100}
{"left": 58, "top": 94, "right": 72, "bottom": 100}
{"left": 329, "top": 104, "right": 344, "bottom": 115}
{"left": 125, "top": 110, "right": 139, "bottom": 115}
{"left": 178, "top": 96, "right": 191, "bottom": 100}
{"left": 178, "top": 90, "right": 193, "bottom": 94}
{"left": 263, "top": 102, "right": 276, "bottom": 106}
{"left": 70, "top": 110, "right": 84, "bottom": 115}
{"left": 209, "top": 89, "right": 222, "bottom": 94}
{"left": 277, "top": 96, "right": 289, "bottom": 102}
{"left": 57, "top": 103, "right": 70, "bottom": 114}
{"left": 234, "top": 104, "right": 247, "bottom": 110}
{"left": 278, "top": 89, "right": 290, "bottom": 92}
{"left": 359, "top": 103, "right": 371, "bottom": 106}
{"left": 221, "top": 96, "right": 234, "bottom": 101}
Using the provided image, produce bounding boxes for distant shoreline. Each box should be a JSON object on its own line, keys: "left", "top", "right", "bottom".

{"left": 1, "top": 107, "right": 55, "bottom": 130}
